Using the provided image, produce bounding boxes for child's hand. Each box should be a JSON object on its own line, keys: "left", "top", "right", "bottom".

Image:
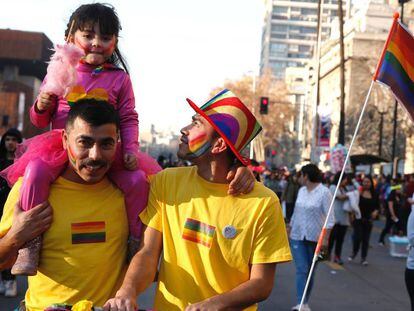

{"left": 123, "top": 153, "right": 138, "bottom": 171}
{"left": 36, "top": 92, "right": 56, "bottom": 112}
{"left": 226, "top": 166, "right": 255, "bottom": 196}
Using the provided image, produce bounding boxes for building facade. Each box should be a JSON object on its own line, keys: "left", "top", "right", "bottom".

{"left": 260, "top": 0, "right": 351, "bottom": 79}
{"left": 0, "top": 29, "right": 53, "bottom": 138}
{"left": 303, "top": 1, "right": 414, "bottom": 173}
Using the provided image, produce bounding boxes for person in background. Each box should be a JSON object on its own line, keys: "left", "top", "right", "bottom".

{"left": 264, "top": 170, "right": 279, "bottom": 196}
{"left": 348, "top": 175, "right": 379, "bottom": 266}
{"left": 405, "top": 199, "right": 414, "bottom": 311}
{"left": 288, "top": 164, "right": 334, "bottom": 311}
{"left": 0, "top": 128, "right": 22, "bottom": 297}
{"left": 402, "top": 174, "right": 414, "bottom": 236}
{"left": 379, "top": 180, "right": 404, "bottom": 245}
{"left": 327, "top": 173, "right": 351, "bottom": 265}
{"left": 376, "top": 174, "right": 387, "bottom": 216}
{"left": 282, "top": 172, "right": 300, "bottom": 223}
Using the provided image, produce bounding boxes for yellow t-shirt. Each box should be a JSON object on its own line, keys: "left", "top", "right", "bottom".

{"left": 0, "top": 177, "right": 128, "bottom": 311}
{"left": 140, "top": 166, "right": 292, "bottom": 311}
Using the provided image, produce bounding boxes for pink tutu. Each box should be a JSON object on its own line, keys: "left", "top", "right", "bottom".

{"left": 0, "top": 130, "right": 67, "bottom": 186}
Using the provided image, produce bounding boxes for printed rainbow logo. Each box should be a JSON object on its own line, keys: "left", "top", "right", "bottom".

{"left": 182, "top": 218, "right": 215, "bottom": 248}
{"left": 71, "top": 221, "right": 106, "bottom": 244}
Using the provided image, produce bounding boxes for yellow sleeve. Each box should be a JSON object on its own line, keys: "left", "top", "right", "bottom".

{"left": 0, "top": 179, "right": 22, "bottom": 238}
{"left": 250, "top": 196, "right": 292, "bottom": 264}
{"left": 139, "top": 173, "right": 163, "bottom": 233}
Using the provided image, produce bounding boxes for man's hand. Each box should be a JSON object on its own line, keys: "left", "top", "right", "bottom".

{"left": 124, "top": 153, "right": 138, "bottom": 171}
{"left": 185, "top": 298, "right": 224, "bottom": 311}
{"left": 8, "top": 201, "right": 53, "bottom": 248}
{"left": 227, "top": 166, "right": 255, "bottom": 196}
{"left": 36, "top": 92, "right": 56, "bottom": 113}
{"left": 103, "top": 287, "right": 137, "bottom": 311}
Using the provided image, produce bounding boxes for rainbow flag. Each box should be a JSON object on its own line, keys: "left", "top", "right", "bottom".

{"left": 182, "top": 218, "right": 215, "bottom": 248}
{"left": 71, "top": 221, "right": 106, "bottom": 244}
{"left": 374, "top": 13, "right": 414, "bottom": 120}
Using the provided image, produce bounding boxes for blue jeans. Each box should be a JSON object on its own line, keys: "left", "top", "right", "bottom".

{"left": 290, "top": 239, "right": 317, "bottom": 304}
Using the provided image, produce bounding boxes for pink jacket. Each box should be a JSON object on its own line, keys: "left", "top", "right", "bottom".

{"left": 30, "top": 62, "right": 139, "bottom": 156}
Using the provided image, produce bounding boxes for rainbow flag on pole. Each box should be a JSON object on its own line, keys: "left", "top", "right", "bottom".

{"left": 374, "top": 12, "right": 414, "bottom": 120}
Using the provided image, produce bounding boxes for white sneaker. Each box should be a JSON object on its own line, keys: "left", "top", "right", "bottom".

{"left": 291, "top": 304, "right": 311, "bottom": 311}
{"left": 4, "top": 280, "right": 17, "bottom": 297}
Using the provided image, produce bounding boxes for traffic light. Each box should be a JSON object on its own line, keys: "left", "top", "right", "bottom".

{"left": 260, "top": 97, "right": 269, "bottom": 115}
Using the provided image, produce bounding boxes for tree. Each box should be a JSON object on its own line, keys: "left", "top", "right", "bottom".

{"left": 210, "top": 69, "right": 298, "bottom": 167}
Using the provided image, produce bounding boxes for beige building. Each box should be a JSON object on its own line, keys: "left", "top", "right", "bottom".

{"left": 304, "top": 1, "right": 414, "bottom": 173}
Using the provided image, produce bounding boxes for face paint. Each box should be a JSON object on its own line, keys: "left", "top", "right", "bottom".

{"left": 187, "top": 133, "right": 211, "bottom": 158}
{"left": 68, "top": 145, "right": 77, "bottom": 167}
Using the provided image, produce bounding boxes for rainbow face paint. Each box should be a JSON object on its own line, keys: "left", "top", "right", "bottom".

{"left": 67, "top": 145, "right": 77, "bottom": 167}
{"left": 187, "top": 132, "right": 211, "bottom": 158}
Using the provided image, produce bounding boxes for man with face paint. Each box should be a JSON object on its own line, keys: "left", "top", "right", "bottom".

{"left": 105, "top": 90, "right": 292, "bottom": 311}
{"left": 0, "top": 99, "right": 129, "bottom": 310}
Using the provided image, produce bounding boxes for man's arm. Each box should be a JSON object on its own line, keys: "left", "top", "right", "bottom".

{"left": 103, "top": 225, "right": 163, "bottom": 311}
{"left": 0, "top": 202, "right": 52, "bottom": 269}
{"left": 186, "top": 263, "right": 276, "bottom": 311}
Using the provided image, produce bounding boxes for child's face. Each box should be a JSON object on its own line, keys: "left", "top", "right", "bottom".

{"left": 72, "top": 23, "right": 116, "bottom": 66}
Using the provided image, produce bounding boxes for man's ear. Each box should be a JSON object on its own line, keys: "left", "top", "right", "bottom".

{"left": 210, "top": 137, "right": 228, "bottom": 155}
{"left": 62, "top": 130, "right": 68, "bottom": 150}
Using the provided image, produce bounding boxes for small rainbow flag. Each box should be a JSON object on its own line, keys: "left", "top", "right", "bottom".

{"left": 374, "top": 13, "right": 414, "bottom": 120}
{"left": 182, "top": 218, "right": 215, "bottom": 248}
{"left": 71, "top": 221, "right": 106, "bottom": 244}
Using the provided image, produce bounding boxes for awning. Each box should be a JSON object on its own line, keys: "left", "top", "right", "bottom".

{"left": 350, "top": 154, "right": 390, "bottom": 166}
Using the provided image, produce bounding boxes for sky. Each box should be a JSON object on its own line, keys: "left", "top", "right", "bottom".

{"left": 0, "top": 0, "right": 265, "bottom": 134}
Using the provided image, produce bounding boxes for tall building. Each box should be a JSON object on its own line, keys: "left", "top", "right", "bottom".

{"left": 260, "top": 0, "right": 351, "bottom": 79}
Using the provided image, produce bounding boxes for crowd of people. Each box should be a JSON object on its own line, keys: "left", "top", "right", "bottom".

{"left": 260, "top": 165, "right": 414, "bottom": 310}
{"left": 0, "top": 2, "right": 412, "bottom": 311}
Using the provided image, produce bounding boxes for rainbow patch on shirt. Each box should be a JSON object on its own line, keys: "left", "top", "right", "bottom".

{"left": 182, "top": 218, "right": 215, "bottom": 248}
{"left": 71, "top": 221, "right": 106, "bottom": 244}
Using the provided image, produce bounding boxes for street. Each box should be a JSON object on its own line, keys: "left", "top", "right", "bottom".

{"left": 0, "top": 220, "right": 410, "bottom": 310}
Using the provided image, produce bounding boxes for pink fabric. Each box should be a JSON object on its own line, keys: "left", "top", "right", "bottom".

{"left": 0, "top": 130, "right": 67, "bottom": 187}
{"left": 30, "top": 62, "right": 139, "bottom": 156}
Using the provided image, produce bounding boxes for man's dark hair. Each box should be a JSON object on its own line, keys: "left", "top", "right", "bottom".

{"left": 301, "top": 163, "right": 322, "bottom": 183}
{"left": 66, "top": 99, "right": 120, "bottom": 131}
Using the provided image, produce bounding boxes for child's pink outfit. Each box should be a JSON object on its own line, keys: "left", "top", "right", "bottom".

{"left": 2, "top": 62, "right": 160, "bottom": 245}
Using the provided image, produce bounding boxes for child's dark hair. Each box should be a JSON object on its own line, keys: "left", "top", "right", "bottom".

{"left": 65, "top": 3, "right": 129, "bottom": 73}
{"left": 66, "top": 99, "right": 120, "bottom": 132}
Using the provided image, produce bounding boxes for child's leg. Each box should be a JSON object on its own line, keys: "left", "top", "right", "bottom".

{"left": 108, "top": 169, "right": 149, "bottom": 239}
{"left": 20, "top": 158, "right": 62, "bottom": 210}
{"left": 12, "top": 159, "right": 63, "bottom": 276}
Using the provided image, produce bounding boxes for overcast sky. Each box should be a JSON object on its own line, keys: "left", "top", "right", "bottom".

{"left": 1, "top": 0, "right": 265, "bottom": 134}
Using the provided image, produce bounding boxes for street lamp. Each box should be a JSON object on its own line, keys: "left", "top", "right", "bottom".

{"left": 373, "top": 90, "right": 387, "bottom": 157}
{"left": 247, "top": 70, "right": 257, "bottom": 160}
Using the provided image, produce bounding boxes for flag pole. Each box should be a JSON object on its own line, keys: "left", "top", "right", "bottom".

{"left": 298, "top": 80, "right": 375, "bottom": 310}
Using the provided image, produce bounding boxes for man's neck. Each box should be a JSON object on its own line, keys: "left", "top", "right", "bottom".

{"left": 61, "top": 166, "right": 103, "bottom": 185}
{"left": 196, "top": 159, "right": 230, "bottom": 184}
